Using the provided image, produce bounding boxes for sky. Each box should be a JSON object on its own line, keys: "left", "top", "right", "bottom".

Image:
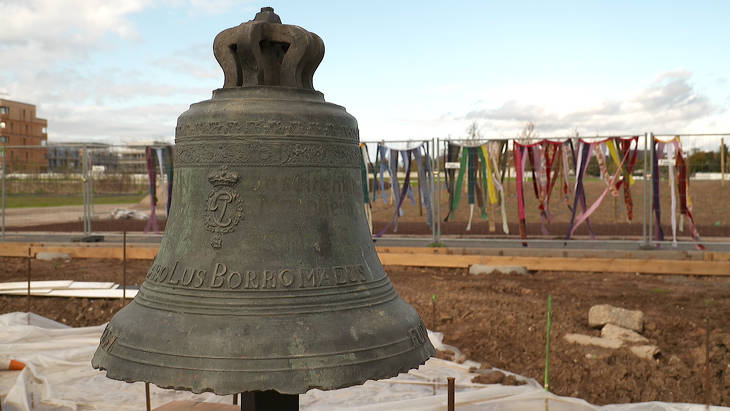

{"left": 1, "top": 0, "right": 729, "bottom": 145}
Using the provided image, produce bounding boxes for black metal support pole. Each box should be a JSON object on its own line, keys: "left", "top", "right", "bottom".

{"left": 145, "top": 382, "right": 151, "bottom": 411}
{"left": 241, "top": 391, "right": 298, "bottom": 411}
{"left": 232, "top": 393, "right": 237, "bottom": 405}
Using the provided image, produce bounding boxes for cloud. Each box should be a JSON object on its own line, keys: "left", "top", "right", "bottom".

{"left": 461, "top": 71, "right": 721, "bottom": 137}
{"left": 151, "top": 43, "right": 222, "bottom": 81}
{"left": 3, "top": 66, "right": 211, "bottom": 141}
{"left": 47, "top": 102, "right": 185, "bottom": 143}
{"left": 0, "top": 0, "right": 145, "bottom": 65}
{"left": 0, "top": 1, "right": 230, "bottom": 142}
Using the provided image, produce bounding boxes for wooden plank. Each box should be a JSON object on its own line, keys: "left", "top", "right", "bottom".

{"left": 45, "top": 289, "right": 138, "bottom": 298}
{"left": 0, "top": 286, "right": 137, "bottom": 298}
{"left": 0, "top": 280, "right": 73, "bottom": 290}
{"left": 704, "top": 252, "right": 730, "bottom": 262}
{"left": 378, "top": 253, "right": 730, "bottom": 276}
{"left": 67, "top": 282, "right": 117, "bottom": 289}
{"left": 0, "top": 242, "right": 37, "bottom": 257}
{"left": 375, "top": 246, "right": 706, "bottom": 261}
{"left": 127, "top": 245, "right": 159, "bottom": 260}
{"left": 0, "top": 242, "right": 158, "bottom": 260}
{"left": 1, "top": 242, "right": 728, "bottom": 275}
{"left": 0, "top": 289, "right": 53, "bottom": 295}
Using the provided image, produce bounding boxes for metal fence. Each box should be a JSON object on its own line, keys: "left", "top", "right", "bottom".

{"left": 1, "top": 136, "right": 728, "bottom": 250}
{"left": 0, "top": 144, "right": 168, "bottom": 239}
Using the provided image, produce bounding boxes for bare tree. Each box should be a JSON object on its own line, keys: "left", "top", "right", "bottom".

{"left": 517, "top": 121, "right": 538, "bottom": 143}
{"left": 465, "top": 121, "right": 482, "bottom": 143}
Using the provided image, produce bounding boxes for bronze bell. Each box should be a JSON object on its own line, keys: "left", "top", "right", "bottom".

{"left": 91, "top": 6, "right": 434, "bottom": 399}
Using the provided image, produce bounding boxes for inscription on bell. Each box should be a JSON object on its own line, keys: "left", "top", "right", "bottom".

{"left": 204, "top": 166, "right": 244, "bottom": 248}
{"left": 99, "top": 326, "right": 118, "bottom": 353}
{"left": 408, "top": 321, "right": 428, "bottom": 347}
{"left": 146, "top": 261, "right": 370, "bottom": 290}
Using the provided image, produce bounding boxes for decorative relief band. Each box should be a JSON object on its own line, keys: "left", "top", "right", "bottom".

{"left": 176, "top": 120, "right": 359, "bottom": 141}
{"left": 175, "top": 141, "right": 360, "bottom": 168}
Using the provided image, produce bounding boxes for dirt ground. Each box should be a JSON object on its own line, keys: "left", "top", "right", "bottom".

{"left": 9, "top": 180, "right": 730, "bottom": 240}
{"left": 1, "top": 256, "right": 728, "bottom": 406}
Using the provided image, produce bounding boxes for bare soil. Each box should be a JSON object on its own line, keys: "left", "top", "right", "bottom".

{"left": 1, "top": 256, "right": 729, "bottom": 406}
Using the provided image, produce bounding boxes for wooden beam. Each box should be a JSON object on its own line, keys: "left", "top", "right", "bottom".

{"left": 378, "top": 253, "right": 730, "bottom": 276}
{"left": 0, "top": 242, "right": 158, "bottom": 260}
{"left": 2, "top": 243, "right": 729, "bottom": 276}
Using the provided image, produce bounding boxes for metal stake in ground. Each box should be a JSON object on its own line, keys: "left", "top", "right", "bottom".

{"left": 447, "top": 377, "right": 455, "bottom": 411}
{"left": 432, "top": 294, "right": 437, "bottom": 330}
{"left": 122, "top": 230, "right": 127, "bottom": 307}
{"left": 27, "top": 247, "right": 31, "bottom": 325}
{"left": 705, "top": 316, "right": 711, "bottom": 408}
{"left": 544, "top": 295, "right": 553, "bottom": 392}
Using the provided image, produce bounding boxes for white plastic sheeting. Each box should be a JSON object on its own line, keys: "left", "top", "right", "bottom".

{"left": 0, "top": 312, "right": 726, "bottom": 411}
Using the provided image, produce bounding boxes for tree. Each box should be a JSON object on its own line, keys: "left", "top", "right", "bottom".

{"left": 465, "top": 121, "right": 482, "bottom": 142}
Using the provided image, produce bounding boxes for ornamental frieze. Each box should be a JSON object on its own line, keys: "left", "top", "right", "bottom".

{"left": 175, "top": 141, "right": 360, "bottom": 168}
{"left": 175, "top": 119, "right": 359, "bottom": 141}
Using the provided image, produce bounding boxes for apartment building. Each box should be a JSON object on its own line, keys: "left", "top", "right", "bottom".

{"left": 0, "top": 98, "right": 48, "bottom": 172}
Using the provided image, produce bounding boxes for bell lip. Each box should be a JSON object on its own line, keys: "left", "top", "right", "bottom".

{"left": 91, "top": 341, "right": 435, "bottom": 395}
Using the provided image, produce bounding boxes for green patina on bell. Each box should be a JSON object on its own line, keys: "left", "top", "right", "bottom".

{"left": 92, "top": 7, "right": 434, "bottom": 396}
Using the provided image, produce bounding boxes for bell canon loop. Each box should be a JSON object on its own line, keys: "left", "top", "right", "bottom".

{"left": 91, "top": 7, "right": 434, "bottom": 395}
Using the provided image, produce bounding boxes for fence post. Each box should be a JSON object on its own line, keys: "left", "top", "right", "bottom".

{"left": 435, "top": 138, "right": 442, "bottom": 244}
{"left": 722, "top": 137, "right": 725, "bottom": 187}
{"left": 641, "top": 133, "right": 648, "bottom": 248}
{"left": 647, "top": 132, "right": 654, "bottom": 247}
{"left": 82, "top": 145, "right": 91, "bottom": 235}
{"left": 1, "top": 144, "right": 5, "bottom": 241}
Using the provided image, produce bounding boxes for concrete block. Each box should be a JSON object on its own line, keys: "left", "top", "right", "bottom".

{"left": 35, "top": 252, "right": 71, "bottom": 262}
{"left": 588, "top": 304, "right": 644, "bottom": 332}
{"left": 469, "top": 264, "right": 529, "bottom": 275}
{"left": 563, "top": 333, "right": 623, "bottom": 349}
{"left": 630, "top": 345, "right": 660, "bottom": 360}
{"left": 601, "top": 323, "right": 648, "bottom": 343}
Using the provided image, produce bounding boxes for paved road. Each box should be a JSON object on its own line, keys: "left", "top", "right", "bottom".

{"left": 3, "top": 231, "right": 729, "bottom": 252}
{"left": 1, "top": 203, "right": 166, "bottom": 227}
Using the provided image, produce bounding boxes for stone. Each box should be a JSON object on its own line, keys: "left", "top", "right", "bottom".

{"left": 588, "top": 304, "right": 644, "bottom": 332}
{"left": 563, "top": 334, "right": 623, "bottom": 349}
{"left": 601, "top": 323, "right": 648, "bottom": 343}
{"left": 468, "top": 265, "right": 530, "bottom": 275}
{"left": 667, "top": 355, "right": 690, "bottom": 378}
{"left": 630, "top": 345, "right": 660, "bottom": 360}
{"left": 472, "top": 370, "right": 505, "bottom": 385}
{"left": 35, "top": 252, "right": 71, "bottom": 262}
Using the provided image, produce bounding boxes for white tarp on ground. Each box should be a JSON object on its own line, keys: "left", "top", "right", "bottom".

{"left": 0, "top": 312, "right": 726, "bottom": 411}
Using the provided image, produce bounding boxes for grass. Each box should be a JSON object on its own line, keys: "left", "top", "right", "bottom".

{"left": 2, "top": 193, "right": 145, "bottom": 208}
